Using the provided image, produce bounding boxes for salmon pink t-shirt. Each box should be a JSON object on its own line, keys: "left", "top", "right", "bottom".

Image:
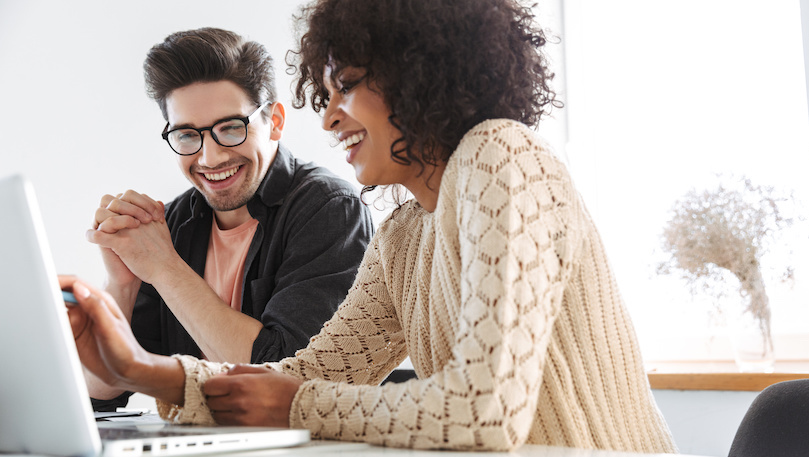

{"left": 203, "top": 217, "right": 259, "bottom": 313}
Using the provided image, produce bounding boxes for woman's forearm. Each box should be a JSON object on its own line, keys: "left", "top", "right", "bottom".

{"left": 126, "top": 353, "right": 186, "bottom": 406}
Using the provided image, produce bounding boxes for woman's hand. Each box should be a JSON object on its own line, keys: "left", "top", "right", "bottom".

{"left": 60, "top": 275, "right": 185, "bottom": 405}
{"left": 61, "top": 276, "right": 143, "bottom": 386}
{"left": 204, "top": 365, "right": 303, "bottom": 427}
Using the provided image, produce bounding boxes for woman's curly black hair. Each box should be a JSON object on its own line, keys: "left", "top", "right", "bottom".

{"left": 288, "top": 0, "right": 560, "bottom": 173}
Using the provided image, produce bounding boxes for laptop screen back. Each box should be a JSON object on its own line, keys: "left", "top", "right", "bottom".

{"left": 0, "top": 174, "right": 102, "bottom": 456}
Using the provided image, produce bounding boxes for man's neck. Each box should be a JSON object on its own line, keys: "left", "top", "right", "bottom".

{"left": 214, "top": 206, "right": 252, "bottom": 230}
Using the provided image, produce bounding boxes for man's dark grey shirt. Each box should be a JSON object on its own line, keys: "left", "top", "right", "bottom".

{"left": 92, "top": 144, "right": 373, "bottom": 410}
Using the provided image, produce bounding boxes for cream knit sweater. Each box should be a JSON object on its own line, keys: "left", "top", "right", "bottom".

{"left": 159, "top": 119, "right": 676, "bottom": 453}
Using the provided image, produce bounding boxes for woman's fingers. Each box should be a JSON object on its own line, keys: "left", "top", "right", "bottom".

{"left": 227, "top": 364, "right": 274, "bottom": 376}
{"left": 203, "top": 367, "right": 300, "bottom": 428}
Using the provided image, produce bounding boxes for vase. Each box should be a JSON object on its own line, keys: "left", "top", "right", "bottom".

{"left": 728, "top": 311, "right": 775, "bottom": 373}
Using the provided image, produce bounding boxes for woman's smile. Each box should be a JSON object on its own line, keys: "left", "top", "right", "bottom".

{"left": 342, "top": 131, "right": 366, "bottom": 163}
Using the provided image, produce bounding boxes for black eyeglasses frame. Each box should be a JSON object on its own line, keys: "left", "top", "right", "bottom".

{"left": 161, "top": 102, "right": 271, "bottom": 156}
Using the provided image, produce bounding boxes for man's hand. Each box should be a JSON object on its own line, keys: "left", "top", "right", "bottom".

{"left": 88, "top": 191, "right": 178, "bottom": 287}
{"left": 93, "top": 191, "right": 164, "bottom": 234}
{"left": 204, "top": 365, "right": 302, "bottom": 427}
{"left": 93, "top": 190, "right": 165, "bottom": 287}
{"left": 91, "top": 191, "right": 165, "bottom": 315}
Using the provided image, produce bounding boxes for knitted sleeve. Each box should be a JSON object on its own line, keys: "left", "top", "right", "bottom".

{"left": 274, "top": 234, "right": 408, "bottom": 384}
{"left": 156, "top": 355, "right": 233, "bottom": 425}
{"left": 286, "top": 120, "right": 578, "bottom": 451}
{"left": 156, "top": 234, "right": 408, "bottom": 425}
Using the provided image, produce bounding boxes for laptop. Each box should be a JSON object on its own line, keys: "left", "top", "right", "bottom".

{"left": 0, "top": 174, "right": 310, "bottom": 456}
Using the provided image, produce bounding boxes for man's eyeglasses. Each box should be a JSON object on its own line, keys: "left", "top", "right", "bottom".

{"left": 161, "top": 102, "right": 270, "bottom": 156}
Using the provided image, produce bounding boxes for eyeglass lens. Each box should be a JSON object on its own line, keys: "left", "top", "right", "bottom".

{"left": 167, "top": 118, "right": 248, "bottom": 155}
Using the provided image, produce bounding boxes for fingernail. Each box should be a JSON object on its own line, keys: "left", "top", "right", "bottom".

{"left": 74, "top": 282, "right": 90, "bottom": 299}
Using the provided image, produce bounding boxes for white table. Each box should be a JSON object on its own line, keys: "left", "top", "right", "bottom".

{"left": 0, "top": 439, "right": 709, "bottom": 457}
{"left": 236, "top": 440, "right": 710, "bottom": 457}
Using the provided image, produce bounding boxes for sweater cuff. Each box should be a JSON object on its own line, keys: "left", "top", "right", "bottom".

{"left": 289, "top": 379, "right": 320, "bottom": 433}
{"left": 156, "top": 354, "right": 231, "bottom": 425}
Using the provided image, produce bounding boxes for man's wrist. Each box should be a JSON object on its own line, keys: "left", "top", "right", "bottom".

{"left": 147, "top": 253, "right": 191, "bottom": 291}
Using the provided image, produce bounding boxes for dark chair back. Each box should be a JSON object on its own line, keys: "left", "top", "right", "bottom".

{"left": 728, "top": 379, "right": 809, "bottom": 457}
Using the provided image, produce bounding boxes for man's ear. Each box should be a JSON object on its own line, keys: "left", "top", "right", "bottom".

{"left": 269, "top": 102, "right": 285, "bottom": 141}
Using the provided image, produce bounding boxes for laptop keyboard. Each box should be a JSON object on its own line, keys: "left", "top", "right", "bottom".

{"left": 99, "top": 426, "right": 203, "bottom": 440}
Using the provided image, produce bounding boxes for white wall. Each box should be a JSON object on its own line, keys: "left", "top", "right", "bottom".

{"left": 653, "top": 389, "right": 757, "bottom": 457}
{"left": 802, "top": 0, "right": 809, "bottom": 119}
{"left": 1, "top": 1, "right": 343, "bottom": 286}
{"left": 0, "top": 0, "right": 565, "bottom": 287}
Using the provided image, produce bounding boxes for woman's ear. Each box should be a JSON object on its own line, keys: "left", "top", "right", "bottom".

{"left": 269, "top": 102, "right": 285, "bottom": 141}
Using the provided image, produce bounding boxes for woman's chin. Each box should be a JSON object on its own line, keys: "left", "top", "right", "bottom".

{"left": 354, "top": 168, "right": 371, "bottom": 186}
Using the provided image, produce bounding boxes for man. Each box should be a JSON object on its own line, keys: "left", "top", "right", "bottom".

{"left": 86, "top": 28, "right": 373, "bottom": 410}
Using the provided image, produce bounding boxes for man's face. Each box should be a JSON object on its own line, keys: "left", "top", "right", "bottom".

{"left": 165, "top": 80, "right": 283, "bottom": 214}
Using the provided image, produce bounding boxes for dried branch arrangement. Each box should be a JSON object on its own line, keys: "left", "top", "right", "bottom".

{"left": 657, "top": 175, "right": 796, "bottom": 347}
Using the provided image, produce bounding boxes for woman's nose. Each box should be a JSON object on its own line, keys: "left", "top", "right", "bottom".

{"left": 322, "top": 102, "right": 342, "bottom": 131}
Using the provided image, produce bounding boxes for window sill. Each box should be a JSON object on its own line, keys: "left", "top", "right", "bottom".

{"left": 646, "top": 360, "right": 809, "bottom": 391}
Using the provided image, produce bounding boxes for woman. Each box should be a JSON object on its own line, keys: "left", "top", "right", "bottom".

{"left": 65, "top": 0, "right": 676, "bottom": 452}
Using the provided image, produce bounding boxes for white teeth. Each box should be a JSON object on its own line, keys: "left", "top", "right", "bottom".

{"left": 204, "top": 167, "right": 239, "bottom": 181}
{"left": 343, "top": 132, "right": 366, "bottom": 150}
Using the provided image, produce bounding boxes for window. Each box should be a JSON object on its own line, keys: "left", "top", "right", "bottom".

{"left": 560, "top": 0, "right": 809, "bottom": 367}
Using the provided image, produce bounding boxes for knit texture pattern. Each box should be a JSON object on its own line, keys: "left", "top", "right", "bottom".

{"left": 156, "top": 355, "right": 231, "bottom": 425}
{"left": 162, "top": 119, "right": 676, "bottom": 453}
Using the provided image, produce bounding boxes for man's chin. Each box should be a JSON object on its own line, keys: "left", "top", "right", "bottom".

{"left": 204, "top": 196, "right": 252, "bottom": 213}
{"left": 193, "top": 173, "right": 261, "bottom": 213}
{"left": 195, "top": 186, "right": 251, "bottom": 212}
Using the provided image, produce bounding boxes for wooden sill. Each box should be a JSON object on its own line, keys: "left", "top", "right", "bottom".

{"left": 648, "top": 372, "right": 809, "bottom": 391}
{"left": 646, "top": 360, "right": 809, "bottom": 391}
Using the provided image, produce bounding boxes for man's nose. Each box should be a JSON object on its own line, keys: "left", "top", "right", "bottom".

{"left": 197, "top": 133, "right": 229, "bottom": 168}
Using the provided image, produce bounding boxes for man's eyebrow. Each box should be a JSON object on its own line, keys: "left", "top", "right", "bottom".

{"left": 168, "top": 113, "right": 247, "bottom": 130}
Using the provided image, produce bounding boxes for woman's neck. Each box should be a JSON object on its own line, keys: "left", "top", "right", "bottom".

{"left": 404, "top": 163, "right": 446, "bottom": 213}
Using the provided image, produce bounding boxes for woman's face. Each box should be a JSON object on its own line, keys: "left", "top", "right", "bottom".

{"left": 321, "top": 66, "right": 417, "bottom": 187}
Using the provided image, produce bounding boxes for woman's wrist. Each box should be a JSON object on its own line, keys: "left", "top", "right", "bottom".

{"left": 126, "top": 353, "right": 186, "bottom": 406}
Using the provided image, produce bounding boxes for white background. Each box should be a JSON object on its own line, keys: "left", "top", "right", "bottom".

{"left": 2, "top": 0, "right": 809, "bottom": 363}
{"left": 0, "top": 0, "right": 565, "bottom": 285}
{"left": 1, "top": 0, "right": 363, "bottom": 287}
{"left": 562, "top": 0, "right": 809, "bottom": 360}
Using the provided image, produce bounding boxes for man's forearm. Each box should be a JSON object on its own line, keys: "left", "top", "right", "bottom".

{"left": 151, "top": 259, "right": 263, "bottom": 364}
{"left": 104, "top": 279, "right": 142, "bottom": 323}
